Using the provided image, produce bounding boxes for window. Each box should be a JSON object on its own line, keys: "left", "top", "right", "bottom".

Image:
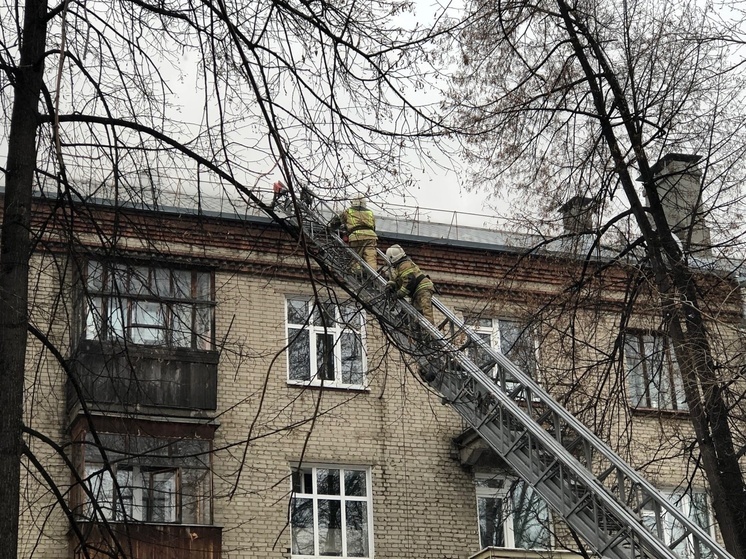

{"left": 641, "top": 489, "right": 713, "bottom": 559}
{"left": 290, "top": 466, "right": 372, "bottom": 558}
{"left": 468, "top": 317, "right": 537, "bottom": 390}
{"left": 625, "top": 331, "right": 687, "bottom": 411}
{"left": 476, "top": 475, "right": 551, "bottom": 550}
{"left": 83, "top": 261, "right": 214, "bottom": 349}
{"left": 286, "top": 298, "right": 366, "bottom": 388}
{"left": 81, "top": 433, "right": 212, "bottom": 524}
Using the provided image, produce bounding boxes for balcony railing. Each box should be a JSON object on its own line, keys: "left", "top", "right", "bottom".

{"left": 71, "top": 522, "right": 221, "bottom": 559}
{"left": 69, "top": 340, "right": 219, "bottom": 412}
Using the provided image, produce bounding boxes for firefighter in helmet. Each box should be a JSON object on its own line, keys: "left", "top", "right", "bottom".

{"left": 336, "top": 195, "right": 378, "bottom": 272}
{"left": 384, "top": 244, "right": 435, "bottom": 324}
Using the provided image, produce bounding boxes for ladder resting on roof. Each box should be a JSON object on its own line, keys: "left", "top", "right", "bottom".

{"left": 272, "top": 193, "right": 732, "bottom": 559}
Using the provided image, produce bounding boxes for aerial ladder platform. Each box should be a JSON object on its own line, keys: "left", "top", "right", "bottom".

{"left": 270, "top": 190, "right": 732, "bottom": 559}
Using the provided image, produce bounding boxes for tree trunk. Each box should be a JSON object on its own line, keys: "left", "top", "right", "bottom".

{"left": 665, "top": 268, "right": 746, "bottom": 559}
{"left": 0, "top": 0, "right": 48, "bottom": 557}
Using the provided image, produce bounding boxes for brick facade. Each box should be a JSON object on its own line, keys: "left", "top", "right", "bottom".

{"left": 8, "top": 195, "right": 743, "bottom": 558}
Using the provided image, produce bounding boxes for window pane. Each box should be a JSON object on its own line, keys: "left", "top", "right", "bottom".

{"left": 196, "top": 272, "right": 211, "bottom": 301}
{"left": 625, "top": 337, "right": 648, "bottom": 407}
{"left": 478, "top": 496, "right": 505, "bottom": 548}
{"left": 174, "top": 439, "right": 212, "bottom": 469}
{"left": 317, "top": 469, "right": 341, "bottom": 495}
{"left": 293, "top": 469, "right": 314, "bottom": 494}
{"left": 499, "top": 320, "right": 536, "bottom": 375}
{"left": 344, "top": 471, "right": 367, "bottom": 497}
{"left": 341, "top": 331, "right": 363, "bottom": 385}
{"left": 317, "top": 333, "right": 335, "bottom": 381}
{"left": 670, "top": 352, "right": 688, "bottom": 410}
{"left": 130, "top": 302, "right": 165, "bottom": 344}
{"left": 512, "top": 483, "right": 550, "bottom": 549}
{"left": 288, "top": 328, "right": 311, "bottom": 381}
{"left": 86, "top": 297, "right": 103, "bottom": 339}
{"left": 85, "top": 465, "right": 114, "bottom": 520}
{"left": 476, "top": 317, "right": 493, "bottom": 329}
{"left": 116, "top": 467, "right": 137, "bottom": 521}
{"left": 626, "top": 332, "right": 686, "bottom": 410}
{"left": 109, "top": 264, "right": 128, "bottom": 294}
{"left": 318, "top": 499, "right": 343, "bottom": 556}
{"left": 340, "top": 304, "right": 362, "bottom": 330}
{"left": 181, "top": 468, "right": 211, "bottom": 524}
{"left": 148, "top": 470, "right": 177, "bottom": 522}
{"left": 172, "top": 304, "right": 192, "bottom": 348}
{"left": 156, "top": 268, "right": 173, "bottom": 297}
{"left": 691, "top": 492, "right": 713, "bottom": 559}
{"left": 288, "top": 300, "right": 308, "bottom": 325}
{"left": 130, "top": 266, "right": 151, "bottom": 296}
{"left": 132, "top": 301, "right": 165, "bottom": 327}
{"left": 470, "top": 331, "right": 494, "bottom": 374}
{"left": 108, "top": 299, "right": 126, "bottom": 340}
{"left": 346, "top": 501, "right": 369, "bottom": 557}
{"left": 87, "top": 261, "right": 104, "bottom": 292}
{"left": 291, "top": 497, "right": 315, "bottom": 555}
{"left": 313, "top": 302, "right": 337, "bottom": 327}
{"left": 195, "top": 305, "right": 212, "bottom": 350}
{"left": 172, "top": 270, "right": 191, "bottom": 299}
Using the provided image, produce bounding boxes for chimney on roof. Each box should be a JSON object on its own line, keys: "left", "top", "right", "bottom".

{"left": 648, "top": 153, "right": 711, "bottom": 255}
{"left": 559, "top": 196, "right": 597, "bottom": 235}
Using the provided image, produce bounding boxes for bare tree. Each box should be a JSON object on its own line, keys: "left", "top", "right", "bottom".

{"left": 0, "top": 0, "right": 448, "bottom": 556}
{"left": 445, "top": 0, "right": 746, "bottom": 556}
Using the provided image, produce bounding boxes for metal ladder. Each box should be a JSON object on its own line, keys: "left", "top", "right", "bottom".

{"left": 273, "top": 193, "right": 732, "bottom": 559}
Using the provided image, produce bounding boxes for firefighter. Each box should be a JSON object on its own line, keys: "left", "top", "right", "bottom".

{"left": 335, "top": 195, "right": 378, "bottom": 272}
{"left": 384, "top": 244, "right": 435, "bottom": 324}
{"left": 270, "top": 180, "right": 289, "bottom": 209}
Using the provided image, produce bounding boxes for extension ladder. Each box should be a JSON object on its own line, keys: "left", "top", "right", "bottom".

{"left": 272, "top": 192, "right": 731, "bottom": 559}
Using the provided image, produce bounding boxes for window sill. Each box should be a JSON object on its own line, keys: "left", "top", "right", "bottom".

{"left": 76, "top": 519, "right": 221, "bottom": 527}
{"left": 628, "top": 406, "right": 689, "bottom": 417}
{"left": 286, "top": 380, "right": 370, "bottom": 393}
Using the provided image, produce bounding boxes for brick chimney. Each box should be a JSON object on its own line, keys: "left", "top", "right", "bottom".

{"left": 559, "top": 196, "right": 597, "bottom": 235}
{"left": 648, "top": 153, "right": 711, "bottom": 254}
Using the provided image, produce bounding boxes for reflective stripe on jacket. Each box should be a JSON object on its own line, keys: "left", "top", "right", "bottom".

{"left": 390, "top": 258, "right": 433, "bottom": 298}
{"left": 340, "top": 206, "right": 377, "bottom": 242}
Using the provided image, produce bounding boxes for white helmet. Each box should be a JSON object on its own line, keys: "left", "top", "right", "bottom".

{"left": 386, "top": 244, "right": 406, "bottom": 264}
{"left": 353, "top": 195, "right": 367, "bottom": 209}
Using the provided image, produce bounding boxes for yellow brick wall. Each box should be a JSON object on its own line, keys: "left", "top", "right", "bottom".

{"left": 14, "top": 225, "right": 744, "bottom": 558}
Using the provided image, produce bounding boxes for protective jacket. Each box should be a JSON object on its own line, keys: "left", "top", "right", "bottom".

{"left": 340, "top": 205, "right": 377, "bottom": 243}
{"left": 389, "top": 258, "right": 434, "bottom": 299}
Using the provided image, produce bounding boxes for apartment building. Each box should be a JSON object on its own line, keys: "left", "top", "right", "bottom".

{"left": 7, "top": 164, "right": 743, "bottom": 559}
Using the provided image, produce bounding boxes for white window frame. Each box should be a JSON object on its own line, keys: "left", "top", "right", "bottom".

{"left": 475, "top": 474, "right": 552, "bottom": 551}
{"left": 640, "top": 488, "right": 713, "bottom": 559}
{"left": 624, "top": 330, "right": 688, "bottom": 411}
{"left": 468, "top": 317, "right": 538, "bottom": 393}
{"left": 286, "top": 297, "right": 367, "bottom": 389}
{"left": 290, "top": 465, "right": 374, "bottom": 559}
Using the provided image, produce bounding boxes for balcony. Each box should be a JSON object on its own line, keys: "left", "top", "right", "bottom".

{"left": 68, "top": 340, "right": 219, "bottom": 414}
{"left": 71, "top": 522, "right": 221, "bottom": 559}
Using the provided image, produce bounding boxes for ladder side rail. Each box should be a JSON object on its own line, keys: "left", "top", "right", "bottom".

{"left": 438, "top": 361, "right": 678, "bottom": 559}
{"left": 431, "top": 298, "right": 731, "bottom": 559}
